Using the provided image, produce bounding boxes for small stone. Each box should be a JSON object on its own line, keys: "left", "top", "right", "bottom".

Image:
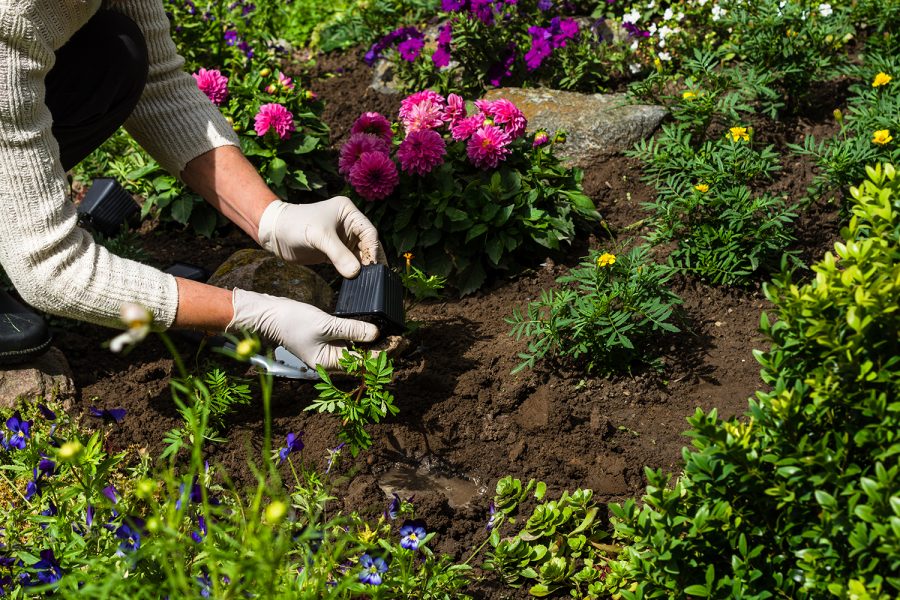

{"left": 207, "top": 249, "right": 334, "bottom": 311}
{"left": 714, "top": 321, "right": 724, "bottom": 327}
{"left": 0, "top": 347, "right": 74, "bottom": 409}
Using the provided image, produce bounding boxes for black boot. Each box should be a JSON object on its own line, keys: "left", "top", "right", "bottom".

{"left": 0, "top": 289, "right": 52, "bottom": 365}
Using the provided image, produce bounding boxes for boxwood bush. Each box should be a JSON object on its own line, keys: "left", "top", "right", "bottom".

{"left": 604, "top": 163, "right": 900, "bottom": 599}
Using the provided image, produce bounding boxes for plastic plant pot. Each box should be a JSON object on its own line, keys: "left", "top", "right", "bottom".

{"left": 333, "top": 264, "right": 405, "bottom": 336}
{"left": 77, "top": 178, "right": 140, "bottom": 236}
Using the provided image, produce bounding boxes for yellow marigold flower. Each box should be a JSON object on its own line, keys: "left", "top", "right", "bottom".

{"left": 872, "top": 72, "right": 892, "bottom": 87}
{"left": 694, "top": 183, "right": 709, "bottom": 193}
{"left": 596, "top": 252, "right": 616, "bottom": 268}
{"left": 729, "top": 126, "right": 750, "bottom": 142}
{"left": 872, "top": 129, "right": 893, "bottom": 145}
{"left": 682, "top": 90, "right": 697, "bottom": 100}
{"left": 403, "top": 252, "right": 414, "bottom": 268}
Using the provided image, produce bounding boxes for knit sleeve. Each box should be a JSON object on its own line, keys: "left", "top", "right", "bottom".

{"left": 113, "top": 0, "right": 240, "bottom": 176}
{"left": 0, "top": 5, "right": 179, "bottom": 329}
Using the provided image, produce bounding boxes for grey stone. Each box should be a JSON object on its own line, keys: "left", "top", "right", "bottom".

{"left": 483, "top": 87, "right": 667, "bottom": 167}
{"left": 207, "top": 249, "right": 334, "bottom": 311}
{"left": 0, "top": 347, "right": 75, "bottom": 409}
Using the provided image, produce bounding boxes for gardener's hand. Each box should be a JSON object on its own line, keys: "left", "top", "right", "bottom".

{"left": 227, "top": 288, "right": 378, "bottom": 371}
{"left": 257, "top": 196, "right": 384, "bottom": 278}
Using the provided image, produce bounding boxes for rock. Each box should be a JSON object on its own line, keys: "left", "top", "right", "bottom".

{"left": 483, "top": 87, "right": 667, "bottom": 167}
{"left": 0, "top": 347, "right": 74, "bottom": 409}
{"left": 207, "top": 249, "right": 334, "bottom": 311}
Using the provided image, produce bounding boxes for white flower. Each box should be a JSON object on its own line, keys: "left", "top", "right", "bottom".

{"left": 658, "top": 51, "right": 672, "bottom": 61}
{"left": 647, "top": 0, "right": 655, "bottom": 8}
{"left": 677, "top": 11, "right": 685, "bottom": 20}
{"left": 648, "top": 23, "right": 658, "bottom": 34}
{"left": 630, "top": 39, "right": 639, "bottom": 51}
{"left": 110, "top": 302, "right": 152, "bottom": 353}
{"left": 698, "top": 0, "right": 708, "bottom": 5}
{"left": 663, "top": 7, "right": 674, "bottom": 20}
{"left": 711, "top": 4, "right": 726, "bottom": 20}
{"left": 818, "top": 3, "right": 832, "bottom": 17}
{"left": 629, "top": 62, "right": 643, "bottom": 74}
{"left": 623, "top": 9, "right": 641, "bottom": 24}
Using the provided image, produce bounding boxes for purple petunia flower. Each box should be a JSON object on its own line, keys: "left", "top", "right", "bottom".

{"left": 441, "top": 0, "right": 465, "bottom": 10}
{"left": 6, "top": 412, "right": 31, "bottom": 450}
{"left": 432, "top": 24, "right": 453, "bottom": 69}
{"left": 358, "top": 554, "right": 388, "bottom": 585}
{"left": 224, "top": 29, "right": 239, "bottom": 45}
{"left": 89, "top": 406, "right": 127, "bottom": 424}
{"left": 486, "top": 44, "right": 518, "bottom": 87}
{"left": 277, "top": 432, "right": 305, "bottom": 463}
{"left": 399, "top": 519, "right": 427, "bottom": 550}
{"left": 398, "top": 37, "right": 425, "bottom": 62}
{"left": 397, "top": 129, "right": 446, "bottom": 176}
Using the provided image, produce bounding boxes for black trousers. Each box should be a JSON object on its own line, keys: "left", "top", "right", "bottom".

{"left": 46, "top": 10, "right": 149, "bottom": 171}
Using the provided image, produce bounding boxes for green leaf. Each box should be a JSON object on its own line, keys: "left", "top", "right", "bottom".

{"left": 170, "top": 196, "right": 194, "bottom": 225}
{"left": 683, "top": 584, "right": 709, "bottom": 596}
{"left": 465, "top": 223, "right": 488, "bottom": 243}
{"left": 268, "top": 157, "right": 287, "bottom": 186}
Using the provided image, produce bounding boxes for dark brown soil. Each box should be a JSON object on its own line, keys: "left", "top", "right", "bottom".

{"left": 53, "top": 49, "right": 845, "bottom": 598}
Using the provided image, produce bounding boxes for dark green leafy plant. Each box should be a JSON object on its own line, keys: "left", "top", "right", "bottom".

{"left": 307, "top": 350, "right": 398, "bottom": 457}
{"left": 508, "top": 244, "right": 681, "bottom": 374}
{"left": 485, "top": 476, "right": 613, "bottom": 598}
{"left": 604, "top": 163, "right": 900, "bottom": 599}
{"left": 311, "top": 0, "right": 439, "bottom": 53}
{"left": 630, "top": 123, "right": 799, "bottom": 285}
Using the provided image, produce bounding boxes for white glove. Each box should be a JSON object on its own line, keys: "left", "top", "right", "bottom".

{"left": 258, "top": 196, "right": 383, "bottom": 278}
{"left": 227, "top": 288, "right": 378, "bottom": 371}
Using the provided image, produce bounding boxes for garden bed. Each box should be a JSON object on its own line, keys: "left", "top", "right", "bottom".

{"left": 54, "top": 48, "right": 844, "bottom": 596}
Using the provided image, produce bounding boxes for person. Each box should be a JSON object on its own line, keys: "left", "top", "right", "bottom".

{"left": 0, "top": 1, "right": 382, "bottom": 370}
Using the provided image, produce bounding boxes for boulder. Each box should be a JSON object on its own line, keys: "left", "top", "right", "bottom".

{"left": 483, "top": 87, "right": 667, "bottom": 167}
{"left": 207, "top": 249, "right": 334, "bottom": 311}
{"left": 0, "top": 347, "right": 75, "bottom": 409}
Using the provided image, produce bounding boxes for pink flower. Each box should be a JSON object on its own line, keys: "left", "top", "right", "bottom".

{"left": 533, "top": 130, "right": 550, "bottom": 147}
{"left": 277, "top": 72, "right": 294, "bottom": 90}
{"left": 351, "top": 112, "right": 393, "bottom": 144}
{"left": 444, "top": 93, "right": 467, "bottom": 126}
{"left": 399, "top": 90, "right": 446, "bottom": 122}
{"left": 254, "top": 103, "right": 295, "bottom": 139}
{"left": 397, "top": 129, "right": 446, "bottom": 176}
{"left": 467, "top": 125, "right": 510, "bottom": 169}
{"left": 265, "top": 84, "right": 277, "bottom": 94}
{"left": 451, "top": 114, "right": 484, "bottom": 141}
{"left": 475, "top": 98, "right": 527, "bottom": 139}
{"left": 339, "top": 133, "right": 390, "bottom": 176}
{"left": 192, "top": 68, "right": 229, "bottom": 105}
{"left": 349, "top": 152, "right": 399, "bottom": 201}
{"left": 402, "top": 100, "right": 448, "bottom": 134}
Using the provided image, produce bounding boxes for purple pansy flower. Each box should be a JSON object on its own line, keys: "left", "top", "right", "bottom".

{"left": 277, "top": 432, "right": 304, "bottom": 463}
{"left": 399, "top": 519, "right": 427, "bottom": 550}
{"left": 89, "top": 406, "right": 127, "bottom": 424}
{"left": 358, "top": 554, "right": 388, "bottom": 585}
{"left": 6, "top": 412, "right": 31, "bottom": 450}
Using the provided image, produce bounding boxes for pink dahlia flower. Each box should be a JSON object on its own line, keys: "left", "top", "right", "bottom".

{"left": 399, "top": 90, "right": 446, "bottom": 121}
{"left": 193, "top": 68, "right": 229, "bottom": 105}
{"left": 349, "top": 152, "right": 399, "bottom": 201}
{"left": 451, "top": 114, "right": 484, "bottom": 141}
{"left": 339, "top": 133, "right": 390, "bottom": 176}
{"left": 351, "top": 112, "right": 394, "bottom": 144}
{"left": 476, "top": 98, "right": 527, "bottom": 139}
{"left": 254, "top": 103, "right": 295, "bottom": 139}
{"left": 397, "top": 129, "right": 446, "bottom": 176}
{"left": 444, "top": 93, "right": 467, "bottom": 126}
{"left": 467, "top": 124, "right": 511, "bottom": 169}
{"left": 532, "top": 130, "right": 550, "bottom": 147}
{"left": 277, "top": 72, "right": 295, "bottom": 91}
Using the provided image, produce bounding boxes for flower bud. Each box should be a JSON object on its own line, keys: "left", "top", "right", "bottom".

{"left": 145, "top": 517, "right": 161, "bottom": 533}
{"left": 57, "top": 440, "right": 84, "bottom": 462}
{"left": 833, "top": 108, "right": 843, "bottom": 124}
{"left": 121, "top": 303, "right": 152, "bottom": 329}
{"left": 235, "top": 337, "right": 261, "bottom": 359}
{"left": 259, "top": 68, "right": 272, "bottom": 77}
{"left": 265, "top": 500, "right": 288, "bottom": 524}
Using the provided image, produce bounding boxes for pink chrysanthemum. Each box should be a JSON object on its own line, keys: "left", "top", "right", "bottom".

{"left": 444, "top": 93, "right": 467, "bottom": 126}
{"left": 399, "top": 90, "right": 446, "bottom": 122}
{"left": 349, "top": 152, "right": 399, "bottom": 201}
{"left": 397, "top": 129, "right": 447, "bottom": 176}
{"left": 254, "top": 103, "right": 295, "bottom": 139}
{"left": 351, "top": 112, "right": 394, "bottom": 144}
{"left": 193, "top": 68, "right": 229, "bottom": 105}
{"left": 475, "top": 98, "right": 527, "bottom": 139}
{"left": 467, "top": 124, "right": 511, "bottom": 169}
{"left": 339, "top": 133, "right": 390, "bottom": 175}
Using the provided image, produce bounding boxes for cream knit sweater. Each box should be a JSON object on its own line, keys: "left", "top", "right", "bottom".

{"left": 0, "top": 0, "right": 239, "bottom": 330}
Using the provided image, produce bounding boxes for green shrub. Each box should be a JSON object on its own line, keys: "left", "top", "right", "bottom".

{"left": 508, "top": 244, "right": 681, "bottom": 375}
{"left": 604, "top": 163, "right": 900, "bottom": 599}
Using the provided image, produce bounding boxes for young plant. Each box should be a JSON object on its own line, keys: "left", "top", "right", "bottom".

{"left": 630, "top": 123, "right": 799, "bottom": 285}
{"left": 340, "top": 93, "right": 598, "bottom": 294}
{"left": 508, "top": 244, "right": 682, "bottom": 375}
{"left": 400, "top": 252, "right": 446, "bottom": 303}
{"left": 307, "top": 349, "right": 398, "bottom": 456}
{"left": 484, "top": 476, "right": 614, "bottom": 598}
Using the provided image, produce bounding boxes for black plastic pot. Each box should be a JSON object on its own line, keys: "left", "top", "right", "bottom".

{"left": 333, "top": 264, "right": 405, "bottom": 336}
{"left": 77, "top": 178, "right": 140, "bottom": 236}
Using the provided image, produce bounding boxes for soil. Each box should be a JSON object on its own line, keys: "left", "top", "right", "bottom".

{"left": 52, "top": 48, "right": 845, "bottom": 598}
